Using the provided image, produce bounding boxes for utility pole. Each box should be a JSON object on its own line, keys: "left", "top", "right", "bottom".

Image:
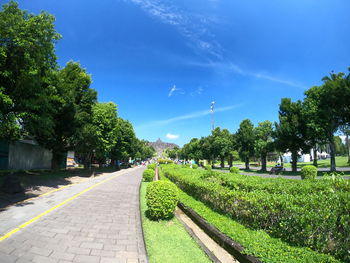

{"left": 211, "top": 101, "right": 215, "bottom": 131}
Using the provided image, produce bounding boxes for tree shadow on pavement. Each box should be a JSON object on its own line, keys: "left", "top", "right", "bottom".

{"left": 0, "top": 167, "right": 120, "bottom": 212}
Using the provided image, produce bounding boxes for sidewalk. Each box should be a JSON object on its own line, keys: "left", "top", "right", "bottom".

{"left": 0, "top": 167, "right": 147, "bottom": 263}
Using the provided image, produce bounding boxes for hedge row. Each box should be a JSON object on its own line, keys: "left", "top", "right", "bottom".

{"left": 161, "top": 166, "right": 350, "bottom": 262}
{"left": 161, "top": 175, "right": 341, "bottom": 263}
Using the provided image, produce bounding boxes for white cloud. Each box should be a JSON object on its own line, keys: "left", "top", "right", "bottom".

{"left": 190, "top": 60, "right": 306, "bottom": 89}
{"left": 190, "top": 87, "right": 203, "bottom": 96}
{"left": 139, "top": 104, "right": 242, "bottom": 128}
{"left": 166, "top": 133, "right": 180, "bottom": 140}
{"left": 127, "top": 0, "right": 304, "bottom": 89}
{"left": 168, "top": 85, "right": 178, "bottom": 97}
{"left": 126, "top": 0, "right": 223, "bottom": 59}
{"left": 168, "top": 85, "right": 184, "bottom": 97}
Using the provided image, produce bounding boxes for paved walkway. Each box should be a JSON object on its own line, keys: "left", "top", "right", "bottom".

{"left": 0, "top": 167, "right": 147, "bottom": 263}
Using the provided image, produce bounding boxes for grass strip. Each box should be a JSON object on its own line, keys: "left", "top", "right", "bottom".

{"left": 140, "top": 182, "right": 212, "bottom": 263}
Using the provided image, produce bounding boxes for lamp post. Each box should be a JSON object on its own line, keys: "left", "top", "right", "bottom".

{"left": 211, "top": 101, "right": 215, "bottom": 131}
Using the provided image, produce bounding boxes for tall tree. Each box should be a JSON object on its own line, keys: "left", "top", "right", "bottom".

{"left": 0, "top": 1, "right": 61, "bottom": 141}
{"left": 304, "top": 71, "right": 349, "bottom": 171}
{"left": 254, "top": 121, "right": 274, "bottom": 172}
{"left": 91, "top": 102, "right": 118, "bottom": 167}
{"left": 275, "top": 98, "right": 309, "bottom": 172}
{"left": 110, "top": 118, "right": 138, "bottom": 168}
{"left": 33, "top": 62, "right": 96, "bottom": 169}
{"left": 211, "top": 128, "right": 233, "bottom": 168}
{"left": 236, "top": 119, "right": 255, "bottom": 170}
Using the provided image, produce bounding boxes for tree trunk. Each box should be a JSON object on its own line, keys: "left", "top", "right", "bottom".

{"left": 313, "top": 147, "right": 318, "bottom": 167}
{"left": 228, "top": 155, "right": 233, "bottom": 168}
{"left": 245, "top": 157, "right": 250, "bottom": 170}
{"left": 347, "top": 133, "right": 350, "bottom": 164}
{"left": 291, "top": 151, "right": 298, "bottom": 172}
{"left": 329, "top": 139, "right": 337, "bottom": 172}
{"left": 51, "top": 152, "right": 63, "bottom": 170}
{"left": 220, "top": 157, "right": 225, "bottom": 168}
{"left": 261, "top": 153, "right": 267, "bottom": 172}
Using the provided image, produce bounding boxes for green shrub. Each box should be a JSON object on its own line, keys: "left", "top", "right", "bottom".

{"left": 160, "top": 166, "right": 350, "bottom": 262}
{"left": 158, "top": 159, "right": 174, "bottom": 164}
{"left": 147, "top": 163, "right": 156, "bottom": 171}
{"left": 146, "top": 181, "right": 179, "bottom": 220}
{"left": 301, "top": 165, "right": 317, "bottom": 180}
{"left": 143, "top": 169, "right": 155, "bottom": 182}
{"left": 182, "top": 164, "right": 191, "bottom": 168}
{"left": 204, "top": 165, "right": 212, "bottom": 171}
{"left": 192, "top": 164, "right": 198, "bottom": 169}
{"left": 229, "top": 166, "right": 240, "bottom": 174}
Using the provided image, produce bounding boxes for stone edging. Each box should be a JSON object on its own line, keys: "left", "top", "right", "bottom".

{"left": 177, "top": 202, "right": 262, "bottom": 263}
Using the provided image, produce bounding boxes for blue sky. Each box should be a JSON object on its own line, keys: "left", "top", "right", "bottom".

{"left": 6, "top": 0, "right": 350, "bottom": 146}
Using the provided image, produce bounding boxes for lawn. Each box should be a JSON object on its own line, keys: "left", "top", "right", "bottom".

{"left": 140, "top": 182, "right": 211, "bottom": 263}
{"left": 275, "top": 156, "right": 349, "bottom": 168}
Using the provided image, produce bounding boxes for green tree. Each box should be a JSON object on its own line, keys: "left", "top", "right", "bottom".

{"left": 236, "top": 119, "right": 255, "bottom": 170}
{"left": 275, "top": 98, "right": 309, "bottom": 172}
{"left": 110, "top": 118, "right": 138, "bottom": 168}
{"left": 334, "top": 136, "right": 346, "bottom": 155}
{"left": 135, "top": 140, "right": 155, "bottom": 161}
{"left": 254, "top": 121, "right": 274, "bottom": 172}
{"left": 33, "top": 62, "right": 96, "bottom": 169}
{"left": 166, "top": 147, "right": 179, "bottom": 160}
{"left": 91, "top": 102, "right": 118, "bottom": 166}
{"left": 181, "top": 138, "right": 203, "bottom": 164}
{"left": 211, "top": 128, "right": 233, "bottom": 168}
{"left": 0, "top": 1, "right": 61, "bottom": 141}
{"left": 304, "top": 71, "right": 349, "bottom": 171}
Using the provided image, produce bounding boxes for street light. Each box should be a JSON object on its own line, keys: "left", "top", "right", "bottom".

{"left": 211, "top": 101, "right": 215, "bottom": 131}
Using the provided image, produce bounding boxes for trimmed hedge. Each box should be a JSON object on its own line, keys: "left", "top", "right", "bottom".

{"left": 147, "top": 163, "right": 156, "bottom": 171}
{"left": 204, "top": 165, "right": 212, "bottom": 171}
{"left": 161, "top": 166, "right": 350, "bottom": 262}
{"left": 146, "top": 181, "right": 179, "bottom": 220}
{"left": 192, "top": 164, "right": 198, "bottom": 169}
{"left": 158, "top": 159, "right": 174, "bottom": 164}
{"left": 229, "top": 166, "right": 240, "bottom": 174}
{"left": 143, "top": 169, "right": 155, "bottom": 182}
{"left": 301, "top": 165, "right": 317, "bottom": 180}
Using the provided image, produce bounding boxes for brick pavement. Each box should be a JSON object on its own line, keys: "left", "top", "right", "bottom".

{"left": 0, "top": 168, "right": 148, "bottom": 263}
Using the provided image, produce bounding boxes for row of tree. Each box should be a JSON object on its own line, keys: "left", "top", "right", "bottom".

{"left": 0, "top": 2, "right": 155, "bottom": 169}
{"left": 169, "top": 69, "right": 350, "bottom": 172}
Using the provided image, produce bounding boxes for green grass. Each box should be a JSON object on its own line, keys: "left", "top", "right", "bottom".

{"left": 140, "top": 182, "right": 211, "bottom": 263}
{"left": 267, "top": 156, "right": 349, "bottom": 168}
{"left": 168, "top": 181, "right": 340, "bottom": 263}
{"left": 241, "top": 169, "right": 350, "bottom": 177}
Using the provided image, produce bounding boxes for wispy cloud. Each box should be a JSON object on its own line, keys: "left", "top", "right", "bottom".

{"left": 168, "top": 85, "right": 185, "bottom": 97}
{"left": 126, "top": 0, "right": 223, "bottom": 59}
{"left": 139, "top": 104, "right": 241, "bottom": 128}
{"left": 190, "top": 87, "right": 203, "bottom": 96}
{"left": 127, "top": 0, "right": 304, "bottom": 89}
{"left": 189, "top": 60, "right": 306, "bottom": 89}
{"left": 166, "top": 133, "right": 179, "bottom": 140}
{"left": 168, "top": 85, "right": 178, "bottom": 97}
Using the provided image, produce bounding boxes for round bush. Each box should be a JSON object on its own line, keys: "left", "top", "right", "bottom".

{"left": 301, "top": 165, "right": 317, "bottom": 180}
{"left": 143, "top": 169, "right": 155, "bottom": 182}
{"left": 146, "top": 181, "right": 179, "bottom": 220}
{"left": 204, "top": 165, "right": 212, "bottom": 171}
{"left": 230, "top": 166, "right": 240, "bottom": 174}
{"left": 192, "top": 164, "right": 198, "bottom": 169}
{"left": 147, "top": 163, "right": 156, "bottom": 171}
